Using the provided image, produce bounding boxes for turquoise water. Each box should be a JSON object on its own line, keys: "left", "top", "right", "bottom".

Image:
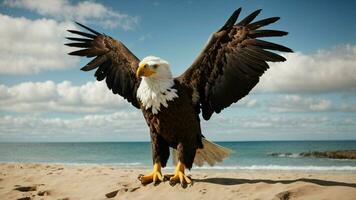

{"left": 1, "top": 141, "right": 356, "bottom": 171}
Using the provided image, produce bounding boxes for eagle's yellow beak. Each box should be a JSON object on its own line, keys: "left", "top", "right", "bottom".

{"left": 136, "top": 63, "right": 156, "bottom": 78}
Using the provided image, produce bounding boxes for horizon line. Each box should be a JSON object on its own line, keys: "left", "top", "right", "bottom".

{"left": 1, "top": 139, "right": 356, "bottom": 143}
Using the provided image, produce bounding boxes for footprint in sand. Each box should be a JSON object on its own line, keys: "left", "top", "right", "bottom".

{"left": 14, "top": 185, "right": 37, "bottom": 192}
{"left": 129, "top": 187, "right": 140, "bottom": 192}
{"left": 17, "top": 197, "right": 31, "bottom": 200}
{"left": 199, "top": 188, "right": 207, "bottom": 194}
{"left": 105, "top": 190, "right": 119, "bottom": 198}
{"left": 105, "top": 187, "right": 141, "bottom": 198}
{"left": 274, "top": 191, "right": 292, "bottom": 200}
{"left": 37, "top": 190, "right": 50, "bottom": 196}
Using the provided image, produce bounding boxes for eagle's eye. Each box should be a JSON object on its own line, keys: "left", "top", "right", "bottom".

{"left": 152, "top": 64, "right": 159, "bottom": 69}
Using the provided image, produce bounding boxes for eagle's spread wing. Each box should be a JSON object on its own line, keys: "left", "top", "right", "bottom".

{"left": 179, "top": 8, "right": 292, "bottom": 120}
{"left": 66, "top": 22, "right": 141, "bottom": 108}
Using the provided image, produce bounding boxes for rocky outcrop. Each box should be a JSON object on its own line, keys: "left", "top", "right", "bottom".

{"left": 268, "top": 150, "right": 356, "bottom": 159}
{"left": 300, "top": 150, "right": 356, "bottom": 159}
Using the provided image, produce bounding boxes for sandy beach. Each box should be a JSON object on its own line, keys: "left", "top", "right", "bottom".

{"left": 0, "top": 163, "right": 355, "bottom": 200}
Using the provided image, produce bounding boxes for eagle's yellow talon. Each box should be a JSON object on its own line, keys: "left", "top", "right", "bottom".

{"left": 139, "top": 162, "right": 163, "bottom": 185}
{"left": 168, "top": 161, "right": 192, "bottom": 187}
{"left": 184, "top": 174, "right": 192, "bottom": 184}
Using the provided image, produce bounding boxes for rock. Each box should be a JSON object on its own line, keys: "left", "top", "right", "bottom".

{"left": 300, "top": 150, "right": 356, "bottom": 159}
{"left": 14, "top": 185, "right": 37, "bottom": 192}
{"left": 129, "top": 187, "right": 140, "bottom": 192}
{"left": 105, "top": 190, "right": 119, "bottom": 198}
{"left": 119, "top": 188, "right": 128, "bottom": 192}
{"left": 268, "top": 153, "right": 280, "bottom": 156}
{"left": 37, "top": 190, "right": 50, "bottom": 196}
{"left": 105, "top": 188, "right": 131, "bottom": 198}
{"left": 17, "top": 197, "right": 31, "bottom": 200}
{"left": 268, "top": 152, "right": 295, "bottom": 157}
{"left": 274, "top": 191, "right": 291, "bottom": 200}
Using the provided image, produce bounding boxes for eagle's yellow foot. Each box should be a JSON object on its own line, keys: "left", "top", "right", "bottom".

{"left": 138, "top": 162, "right": 163, "bottom": 185}
{"left": 166, "top": 162, "right": 192, "bottom": 187}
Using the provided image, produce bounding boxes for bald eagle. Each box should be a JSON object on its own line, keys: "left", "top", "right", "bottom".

{"left": 66, "top": 8, "right": 292, "bottom": 186}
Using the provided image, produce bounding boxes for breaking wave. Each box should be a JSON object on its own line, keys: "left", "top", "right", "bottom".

{"left": 267, "top": 152, "right": 302, "bottom": 158}
{"left": 192, "top": 165, "right": 356, "bottom": 171}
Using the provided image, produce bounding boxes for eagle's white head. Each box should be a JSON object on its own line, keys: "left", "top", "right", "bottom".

{"left": 136, "top": 56, "right": 178, "bottom": 114}
{"left": 136, "top": 56, "right": 172, "bottom": 80}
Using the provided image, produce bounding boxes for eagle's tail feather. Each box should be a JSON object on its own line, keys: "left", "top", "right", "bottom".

{"left": 172, "top": 148, "right": 178, "bottom": 166}
{"left": 172, "top": 138, "right": 232, "bottom": 167}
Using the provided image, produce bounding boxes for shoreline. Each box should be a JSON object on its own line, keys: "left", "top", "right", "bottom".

{"left": 1, "top": 163, "right": 356, "bottom": 200}
{"left": 1, "top": 162, "right": 356, "bottom": 173}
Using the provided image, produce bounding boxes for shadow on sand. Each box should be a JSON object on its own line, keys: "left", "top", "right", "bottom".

{"left": 195, "top": 177, "right": 356, "bottom": 188}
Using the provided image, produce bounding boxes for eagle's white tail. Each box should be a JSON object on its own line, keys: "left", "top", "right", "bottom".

{"left": 172, "top": 138, "right": 232, "bottom": 167}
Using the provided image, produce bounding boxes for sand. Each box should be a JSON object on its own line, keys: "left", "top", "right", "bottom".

{"left": 1, "top": 163, "right": 356, "bottom": 200}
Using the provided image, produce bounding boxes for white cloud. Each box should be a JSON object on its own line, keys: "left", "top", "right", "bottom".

{"left": 340, "top": 103, "right": 356, "bottom": 112}
{"left": 0, "top": 111, "right": 147, "bottom": 140}
{"left": 138, "top": 33, "right": 151, "bottom": 42}
{"left": 310, "top": 100, "right": 331, "bottom": 111}
{"left": 0, "top": 108, "right": 349, "bottom": 141}
{"left": 0, "top": 80, "right": 131, "bottom": 113}
{"left": 256, "top": 45, "right": 356, "bottom": 93}
{"left": 1, "top": 0, "right": 139, "bottom": 75}
{"left": 268, "top": 95, "right": 332, "bottom": 113}
{"left": 240, "top": 116, "right": 330, "bottom": 129}
{"left": 0, "top": 14, "right": 78, "bottom": 75}
{"left": 3, "top": 0, "right": 138, "bottom": 30}
{"left": 201, "top": 114, "right": 334, "bottom": 139}
{"left": 233, "top": 97, "right": 258, "bottom": 108}
{"left": 265, "top": 94, "right": 356, "bottom": 113}
{"left": 344, "top": 118, "right": 356, "bottom": 126}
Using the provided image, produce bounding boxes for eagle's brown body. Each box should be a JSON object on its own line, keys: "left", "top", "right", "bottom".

{"left": 142, "top": 80, "right": 202, "bottom": 169}
{"left": 66, "top": 7, "right": 292, "bottom": 185}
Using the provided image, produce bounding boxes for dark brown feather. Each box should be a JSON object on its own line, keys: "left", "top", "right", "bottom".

{"left": 238, "top": 50, "right": 269, "bottom": 72}
{"left": 218, "top": 8, "right": 241, "bottom": 31}
{"left": 65, "top": 37, "right": 92, "bottom": 42}
{"left": 247, "top": 17, "right": 280, "bottom": 30}
{"left": 80, "top": 55, "right": 106, "bottom": 71}
{"left": 242, "top": 39, "right": 293, "bottom": 52}
{"left": 247, "top": 46, "right": 287, "bottom": 62}
{"left": 236, "top": 50, "right": 267, "bottom": 74}
{"left": 67, "top": 30, "right": 96, "bottom": 38}
{"left": 237, "top": 9, "right": 261, "bottom": 26}
{"left": 65, "top": 42, "right": 91, "bottom": 48}
{"left": 95, "top": 61, "right": 110, "bottom": 81}
{"left": 230, "top": 53, "right": 260, "bottom": 77}
{"left": 249, "top": 29, "right": 288, "bottom": 38}
{"left": 68, "top": 49, "right": 97, "bottom": 57}
{"left": 75, "top": 22, "right": 100, "bottom": 35}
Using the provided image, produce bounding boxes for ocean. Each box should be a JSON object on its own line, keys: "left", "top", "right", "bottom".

{"left": 1, "top": 141, "right": 356, "bottom": 171}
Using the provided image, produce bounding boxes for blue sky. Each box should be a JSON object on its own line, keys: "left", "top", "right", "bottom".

{"left": 0, "top": 0, "right": 356, "bottom": 142}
